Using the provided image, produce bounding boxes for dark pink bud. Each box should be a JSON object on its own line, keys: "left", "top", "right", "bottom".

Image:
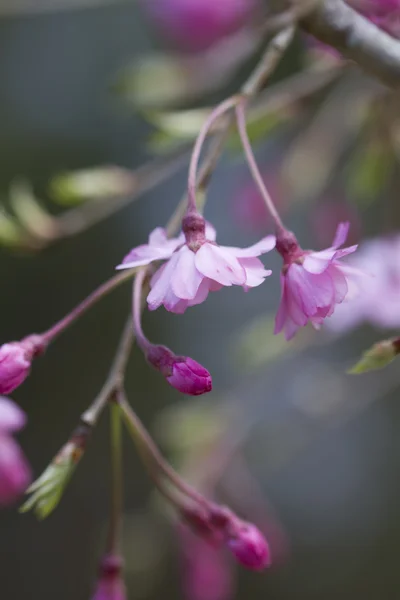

{"left": 226, "top": 522, "right": 271, "bottom": 571}
{"left": 92, "top": 555, "right": 126, "bottom": 600}
{"left": 0, "top": 335, "right": 46, "bottom": 395}
{"left": 147, "top": 345, "right": 212, "bottom": 396}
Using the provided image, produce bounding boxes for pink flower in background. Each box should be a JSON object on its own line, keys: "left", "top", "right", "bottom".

{"left": 117, "top": 220, "right": 275, "bottom": 313}
{"left": 233, "top": 172, "right": 286, "bottom": 233}
{"left": 179, "top": 527, "right": 233, "bottom": 600}
{"left": 350, "top": 0, "right": 400, "bottom": 37}
{"left": 311, "top": 200, "right": 361, "bottom": 248}
{"left": 139, "top": 0, "right": 258, "bottom": 53}
{"left": 146, "top": 345, "right": 212, "bottom": 395}
{"left": 275, "top": 223, "right": 358, "bottom": 340}
{"left": 0, "top": 396, "right": 31, "bottom": 506}
{"left": 327, "top": 234, "right": 400, "bottom": 333}
{"left": 92, "top": 555, "right": 126, "bottom": 600}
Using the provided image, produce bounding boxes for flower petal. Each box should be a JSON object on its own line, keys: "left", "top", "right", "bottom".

{"left": 0, "top": 397, "right": 26, "bottom": 432}
{"left": 195, "top": 243, "right": 246, "bottom": 286}
{"left": 117, "top": 228, "right": 183, "bottom": 269}
{"left": 332, "top": 222, "right": 349, "bottom": 249}
{"left": 147, "top": 253, "right": 182, "bottom": 311}
{"left": 239, "top": 257, "right": 272, "bottom": 288}
{"left": 227, "top": 235, "right": 276, "bottom": 258}
{"left": 171, "top": 248, "right": 204, "bottom": 300}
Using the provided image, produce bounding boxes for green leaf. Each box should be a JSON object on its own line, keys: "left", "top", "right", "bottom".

{"left": 20, "top": 441, "right": 84, "bottom": 519}
{"left": 49, "top": 167, "right": 135, "bottom": 205}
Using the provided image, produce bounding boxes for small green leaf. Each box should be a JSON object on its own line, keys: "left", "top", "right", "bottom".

{"left": 49, "top": 167, "right": 135, "bottom": 205}
{"left": 348, "top": 339, "right": 400, "bottom": 374}
{"left": 20, "top": 440, "right": 85, "bottom": 519}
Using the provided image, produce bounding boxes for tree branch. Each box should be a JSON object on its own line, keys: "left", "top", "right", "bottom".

{"left": 300, "top": 0, "right": 400, "bottom": 89}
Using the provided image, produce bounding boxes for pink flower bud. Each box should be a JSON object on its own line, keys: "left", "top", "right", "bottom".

{"left": 226, "top": 522, "right": 271, "bottom": 571}
{"left": 92, "top": 555, "right": 126, "bottom": 600}
{"left": 0, "top": 335, "right": 46, "bottom": 395}
{"left": 146, "top": 345, "right": 212, "bottom": 396}
{"left": 0, "top": 397, "right": 31, "bottom": 506}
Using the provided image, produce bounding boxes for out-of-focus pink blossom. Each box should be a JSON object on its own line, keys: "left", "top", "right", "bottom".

{"left": 274, "top": 223, "right": 359, "bottom": 340}
{"left": 326, "top": 234, "right": 400, "bottom": 333}
{"left": 92, "top": 555, "right": 126, "bottom": 600}
{"left": 311, "top": 200, "right": 361, "bottom": 248}
{"left": 139, "top": 0, "right": 258, "bottom": 53}
{"left": 179, "top": 527, "right": 233, "bottom": 600}
{"left": 350, "top": 0, "right": 400, "bottom": 38}
{"left": 0, "top": 396, "right": 31, "bottom": 506}
{"left": 117, "top": 217, "right": 275, "bottom": 313}
{"left": 232, "top": 172, "right": 286, "bottom": 233}
{"left": 146, "top": 345, "right": 212, "bottom": 396}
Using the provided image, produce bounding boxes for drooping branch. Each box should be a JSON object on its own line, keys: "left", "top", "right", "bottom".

{"left": 299, "top": 0, "right": 400, "bottom": 89}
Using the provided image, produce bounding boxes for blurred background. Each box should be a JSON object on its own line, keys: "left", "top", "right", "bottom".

{"left": 1, "top": 1, "right": 400, "bottom": 599}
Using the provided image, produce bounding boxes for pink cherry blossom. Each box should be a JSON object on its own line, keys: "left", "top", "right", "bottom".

{"left": 274, "top": 222, "right": 358, "bottom": 340}
{"left": 139, "top": 0, "right": 258, "bottom": 53}
{"left": 326, "top": 234, "right": 400, "bottom": 333}
{"left": 0, "top": 396, "right": 31, "bottom": 506}
{"left": 117, "top": 220, "right": 275, "bottom": 314}
{"left": 179, "top": 527, "right": 233, "bottom": 600}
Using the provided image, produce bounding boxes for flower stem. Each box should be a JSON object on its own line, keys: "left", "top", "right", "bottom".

{"left": 42, "top": 270, "right": 134, "bottom": 344}
{"left": 187, "top": 96, "right": 238, "bottom": 213}
{"left": 132, "top": 269, "right": 150, "bottom": 352}
{"left": 107, "top": 400, "right": 124, "bottom": 554}
{"left": 235, "top": 99, "right": 284, "bottom": 233}
{"left": 119, "top": 390, "right": 208, "bottom": 509}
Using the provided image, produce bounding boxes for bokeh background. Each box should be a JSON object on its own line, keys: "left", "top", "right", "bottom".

{"left": 1, "top": 1, "right": 400, "bottom": 599}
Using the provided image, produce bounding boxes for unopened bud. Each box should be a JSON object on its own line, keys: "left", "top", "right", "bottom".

{"left": 226, "top": 521, "right": 271, "bottom": 571}
{"left": 0, "top": 335, "right": 46, "bottom": 395}
{"left": 348, "top": 337, "right": 400, "bottom": 374}
{"left": 147, "top": 345, "right": 212, "bottom": 395}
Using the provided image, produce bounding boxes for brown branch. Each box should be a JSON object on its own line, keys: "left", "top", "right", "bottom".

{"left": 300, "top": 0, "right": 400, "bottom": 89}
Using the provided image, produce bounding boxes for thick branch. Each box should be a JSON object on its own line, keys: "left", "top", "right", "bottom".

{"left": 300, "top": 0, "right": 400, "bottom": 89}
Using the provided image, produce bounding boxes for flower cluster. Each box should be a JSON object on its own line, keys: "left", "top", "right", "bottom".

{"left": 119, "top": 213, "right": 359, "bottom": 344}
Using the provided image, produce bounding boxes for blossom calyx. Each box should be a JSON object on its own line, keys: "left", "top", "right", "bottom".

{"left": 146, "top": 345, "right": 212, "bottom": 396}
{"left": 182, "top": 212, "right": 206, "bottom": 251}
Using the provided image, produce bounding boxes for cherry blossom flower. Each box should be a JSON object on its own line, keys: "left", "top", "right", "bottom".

{"left": 139, "top": 0, "right": 258, "bottom": 53}
{"left": 0, "top": 396, "right": 31, "bottom": 506}
{"left": 274, "top": 222, "right": 358, "bottom": 340}
{"left": 118, "top": 216, "right": 275, "bottom": 314}
{"left": 179, "top": 527, "right": 233, "bottom": 600}
{"left": 326, "top": 234, "right": 400, "bottom": 333}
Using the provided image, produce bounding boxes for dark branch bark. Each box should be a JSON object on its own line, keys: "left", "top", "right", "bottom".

{"left": 300, "top": 0, "right": 400, "bottom": 89}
